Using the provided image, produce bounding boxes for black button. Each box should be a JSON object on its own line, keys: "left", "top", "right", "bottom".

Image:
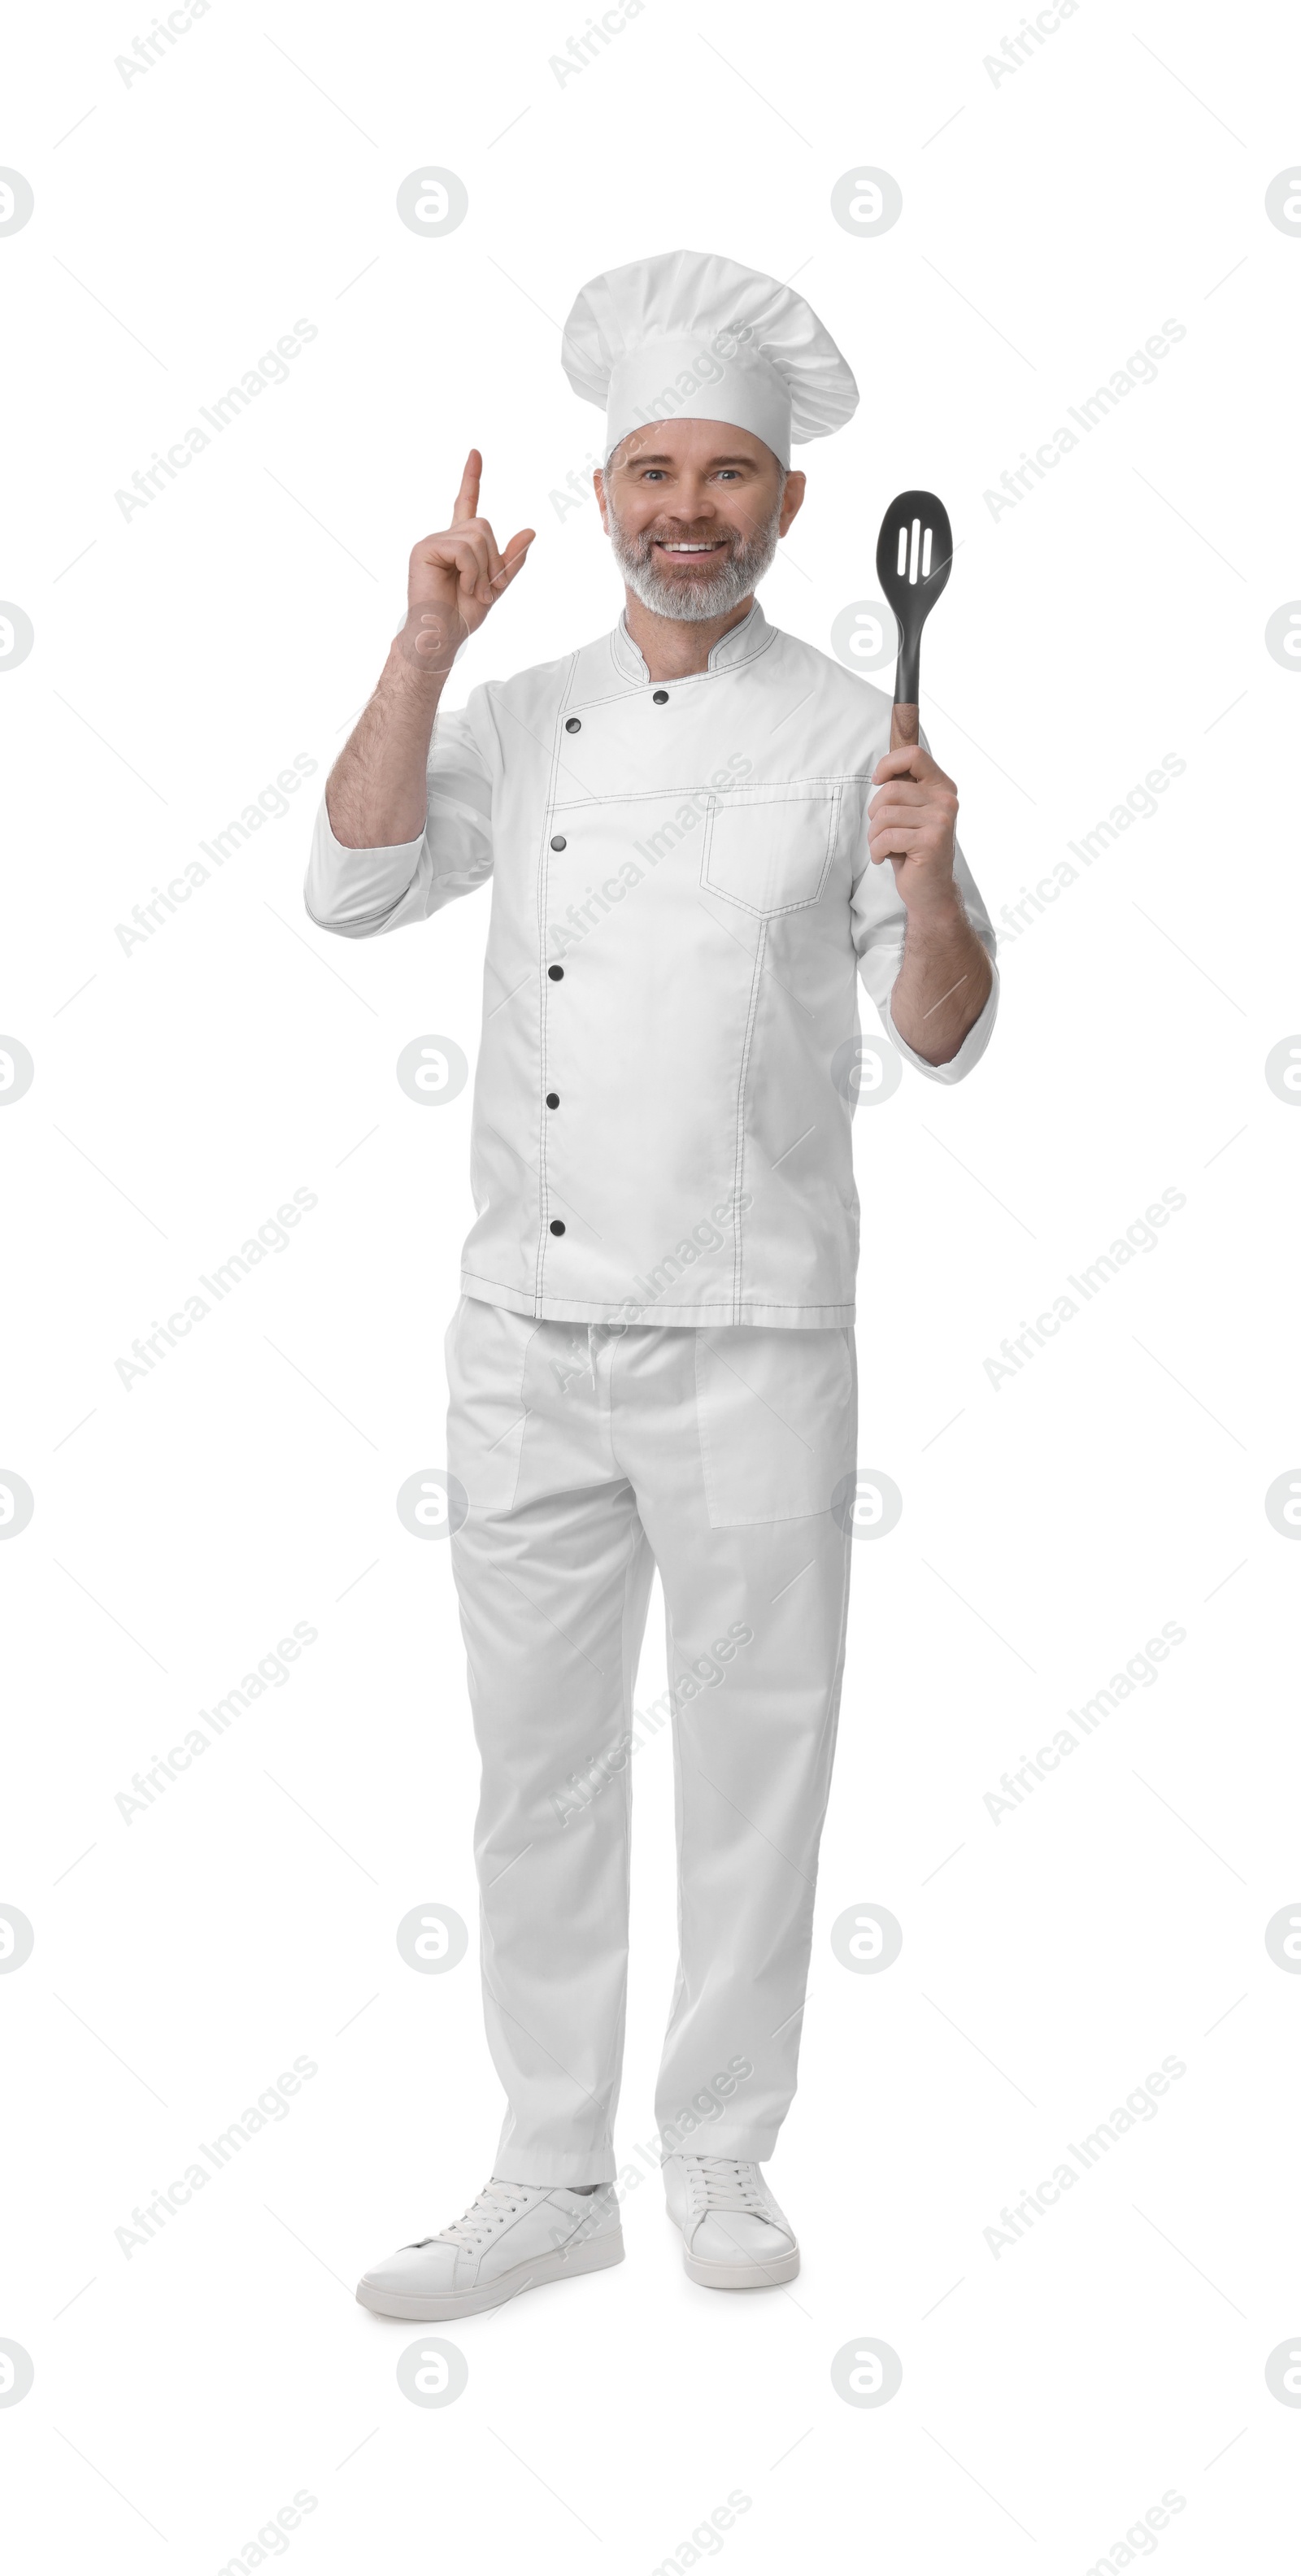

{"left": 565, "top": 716, "right": 581, "bottom": 733}
{"left": 652, "top": 689, "right": 669, "bottom": 704}
{"left": 548, "top": 964, "right": 563, "bottom": 981}
{"left": 546, "top": 1091, "right": 559, "bottom": 1108}
{"left": 550, "top": 834, "right": 567, "bottom": 851}
{"left": 549, "top": 1219, "right": 565, "bottom": 1235}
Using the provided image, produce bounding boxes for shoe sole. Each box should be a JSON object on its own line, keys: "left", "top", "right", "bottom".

{"left": 669, "top": 2216, "right": 800, "bottom": 2290}
{"left": 355, "top": 2226, "right": 624, "bottom": 2321}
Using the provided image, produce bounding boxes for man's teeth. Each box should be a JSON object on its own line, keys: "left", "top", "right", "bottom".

{"left": 658, "top": 542, "right": 720, "bottom": 553}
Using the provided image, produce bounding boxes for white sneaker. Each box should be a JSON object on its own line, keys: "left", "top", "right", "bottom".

{"left": 664, "top": 2153, "right": 799, "bottom": 2289}
{"left": 356, "top": 2177, "right": 623, "bottom": 2320}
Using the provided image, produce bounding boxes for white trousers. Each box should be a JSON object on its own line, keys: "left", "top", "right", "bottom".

{"left": 446, "top": 1295, "right": 856, "bottom": 2184}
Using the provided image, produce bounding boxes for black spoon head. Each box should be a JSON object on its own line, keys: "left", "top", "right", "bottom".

{"left": 875, "top": 490, "right": 954, "bottom": 646}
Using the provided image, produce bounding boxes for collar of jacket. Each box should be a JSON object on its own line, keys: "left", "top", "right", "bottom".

{"left": 609, "top": 598, "right": 775, "bottom": 684}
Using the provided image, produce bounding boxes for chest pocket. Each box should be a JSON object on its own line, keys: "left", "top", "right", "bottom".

{"left": 700, "top": 781, "right": 841, "bottom": 919}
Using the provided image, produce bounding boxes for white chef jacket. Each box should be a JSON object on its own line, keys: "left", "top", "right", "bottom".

{"left": 304, "top": 602, "right": 999, "bottom": 1328}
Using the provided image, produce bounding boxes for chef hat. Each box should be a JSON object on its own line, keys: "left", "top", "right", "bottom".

{"left": 560, "top": 248, "right": 859, "bottom": 470}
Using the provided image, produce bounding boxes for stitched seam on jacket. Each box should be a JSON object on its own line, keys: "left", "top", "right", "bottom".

{"left": 549, "top": 772, "right": 867, "bottom": 811}
{"left": 459, "top": 1270, "right": 853, "bottom": 1316}
{"left": 730, "top": 922, "right": 767, "bottom": 1322}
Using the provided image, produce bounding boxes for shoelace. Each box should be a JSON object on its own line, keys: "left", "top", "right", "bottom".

{"left": 681, "top": 2156, "right": 768, "bottom": 2214}
{"left": 416, "top": 2178, "right": 533, "bottom": 2252}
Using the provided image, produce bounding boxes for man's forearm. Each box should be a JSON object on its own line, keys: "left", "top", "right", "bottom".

{"left": 889, "top": 899, "right": 994, "bottom": 1066}
{"left": 324, "top": 642, "right": 451, "bottom": 849}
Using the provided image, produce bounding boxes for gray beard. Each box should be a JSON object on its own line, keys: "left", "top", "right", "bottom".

{"left": 607, "top": 498, "right": 782, "bottom": 622}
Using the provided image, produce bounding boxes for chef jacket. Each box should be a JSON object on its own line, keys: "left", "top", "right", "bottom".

{"left": 304, "top": 602, "right": 999, "bottom": 1329}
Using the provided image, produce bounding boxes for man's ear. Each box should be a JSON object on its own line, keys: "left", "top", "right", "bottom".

{"left": 594, "top": 465, "right": 608, "bottom": 533}
{"left": 778, "top": 471, "right": 807, "bottom": 538}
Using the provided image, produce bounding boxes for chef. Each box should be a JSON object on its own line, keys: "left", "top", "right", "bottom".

{"left": 305, "top": 250, "right": 999, "bottom": 2321}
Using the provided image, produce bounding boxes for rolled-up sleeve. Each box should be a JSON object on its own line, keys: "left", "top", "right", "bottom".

{"left": 304, "top": 694, "right": 495, "bottom": 939}
{"left": 851, "top": 726, "right": 999, "bottom": 1084}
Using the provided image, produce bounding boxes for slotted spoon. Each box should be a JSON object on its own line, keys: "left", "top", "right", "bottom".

{"left": 875, "top": 489, "right": 953, "bottom": 750}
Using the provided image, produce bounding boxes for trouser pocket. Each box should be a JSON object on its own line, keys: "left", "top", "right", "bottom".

{"left": 446, "top": 1296, "right": 533, "bottom": 1512}
{"left": 694, "top": 1326, "right": 855, "bottom": 1526}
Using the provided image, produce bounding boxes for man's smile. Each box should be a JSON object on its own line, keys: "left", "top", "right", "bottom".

{"left": 650, "top": 537, "right": 730, "bottom": 563}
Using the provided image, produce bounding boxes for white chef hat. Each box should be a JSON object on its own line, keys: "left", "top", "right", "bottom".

{"left": 560, "top": 248, "right": 859, "bottom": 470}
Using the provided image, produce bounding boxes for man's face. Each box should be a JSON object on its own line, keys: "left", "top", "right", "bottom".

{"left": 595, "top": 420, "right": 805, "bottom": 621}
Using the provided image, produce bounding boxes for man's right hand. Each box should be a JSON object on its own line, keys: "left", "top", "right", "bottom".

{"left": 324, "top": 452, "right": 533, "bottom": 849}
{"left": 399, "top": 450, "right": 535, "bottom": 674}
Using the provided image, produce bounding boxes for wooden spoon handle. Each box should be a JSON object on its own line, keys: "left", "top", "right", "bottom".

{"left": 890, "top": 701, "right": 920, "bottom": 751}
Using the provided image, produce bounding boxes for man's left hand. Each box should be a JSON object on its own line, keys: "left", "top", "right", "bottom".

{"left": 868, "top": 742, "right": 994, "bottom": 1065}
{"left": 868, "top": 744, "right": 961, "bottom": 918}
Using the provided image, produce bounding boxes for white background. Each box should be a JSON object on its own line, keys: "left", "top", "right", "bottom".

{"left": 2, "top": 0, "right": 1299, "bottom": 2568}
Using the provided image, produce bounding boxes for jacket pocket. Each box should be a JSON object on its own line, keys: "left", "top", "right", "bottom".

{"left": 700, "top": 781, "right": 841, "bottom": 919}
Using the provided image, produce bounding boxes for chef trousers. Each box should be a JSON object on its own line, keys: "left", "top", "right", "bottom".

{"left": 445, "top": 1293, "right": 856, "bottom": 2184}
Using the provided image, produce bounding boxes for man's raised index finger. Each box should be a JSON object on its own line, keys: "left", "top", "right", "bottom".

{"left": 452, "top": 447, "right": 482, "bottom": 524}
